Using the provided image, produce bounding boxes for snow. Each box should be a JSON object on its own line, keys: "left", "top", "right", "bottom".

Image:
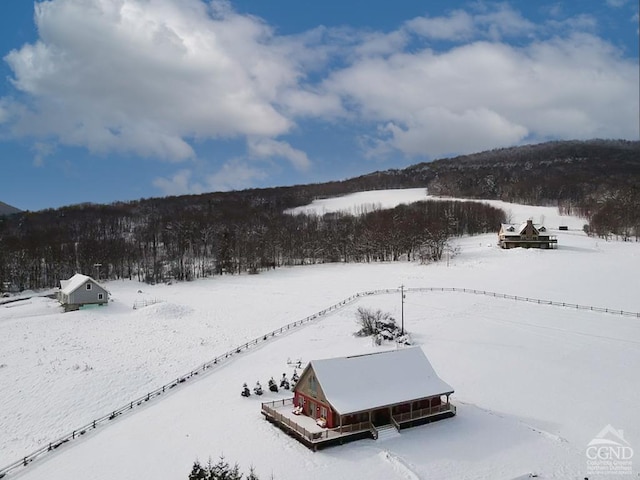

{"left": 1, "top": 190, "right": 639, "bottom": 479}
{"left": 501, "top": 222, "right": 544, "bottom": 234}
{"left": 309, "top": 347, "right": 453, "bottom": 414}
{"left": 285, "top": 188, "right": 429, "bottom": 216}
{"left": 59, "top": 273, "right": 93, "bottom": 295}
{"left": 285, "top": 188, "right": 586, "bottom": 232}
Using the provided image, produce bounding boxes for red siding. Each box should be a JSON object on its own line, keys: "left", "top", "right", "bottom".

{"left": 295, "top": 391, "right": 334, "bottom": 428}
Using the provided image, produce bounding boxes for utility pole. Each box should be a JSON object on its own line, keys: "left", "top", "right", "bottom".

{"left": 94, "top": 263, "right": 102, "bottom": 280}
{"left": 400, "top": 285, "right": 405, "bottom": 335}
{"left": 74, "top": 242, "right": 80, "bottom": 272}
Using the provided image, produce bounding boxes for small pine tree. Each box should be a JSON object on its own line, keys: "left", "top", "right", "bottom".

{"left": 246, "top": 466, "right": 259, "bottom": 480}
{"left": 189, "top": 460, "right": 208, "bottom": 480}
{"left": 209, "top": 454, "right": 242, "bottom": 480}
{"left": 229, "top": 463, "right": 243, "bottom": 480}
{"left": 188, "top": 456, "right": 268, "bottom": 480}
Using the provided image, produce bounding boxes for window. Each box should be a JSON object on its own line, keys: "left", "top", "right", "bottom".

{"left": 321, "top": 406, "right": 327, "bottom": 419}
{"left": 297, "top": 396, "right": 305, "bottom": 407}
{"left": 98, "top": 293, "right": 103, "bottom": 300}
{"left": 86, "top": 283, "right": 92, "bottom": 290}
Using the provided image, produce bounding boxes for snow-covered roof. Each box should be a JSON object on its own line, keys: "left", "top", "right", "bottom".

{"left": 501, "top": 222, "right": 546, "bottom": 236}
{"left": 308, "top": 347, "right": 454, "bottom": 415}
{"left": 60, "top": 273, "right": 100, "bottom": 295}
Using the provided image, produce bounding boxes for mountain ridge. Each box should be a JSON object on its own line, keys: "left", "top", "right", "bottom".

{"left": 0, "top": 201, "right": 21, "bottom": 216}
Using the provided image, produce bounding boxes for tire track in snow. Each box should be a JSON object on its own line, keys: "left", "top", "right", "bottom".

{"left": 379, "top": 450, "right": 421, "bottom": 480}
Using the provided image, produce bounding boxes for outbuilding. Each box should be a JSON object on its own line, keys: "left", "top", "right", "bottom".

{"left": 57, "top": 273, "right": 109, "bottom": 312}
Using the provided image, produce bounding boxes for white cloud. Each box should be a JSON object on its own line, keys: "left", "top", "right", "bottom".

{"left": 279, "top": 88, "right": 344, "bottom": 118}
{"left": 153, "top": 169, "right": 204, "bottom": 196}
{"left": 32, "top": 141, "right": 55, "bottom": 167}
{"left": 606, "top": 0, "right": 629, "bottom": 7}
{"left": 323, "top": 30, "right": 639, "bottom": 158}
{"left": 405, "top": 10, "right": 474, "bottom": 41}
{"left": 248, "top": 138, "right": 311, "bottom": 171}
{"left": 2, "top": 0, "right": 638, "bottom": 176}
{"left": 205, "top": 159, "right": 268, "bottom": 191}
{"left": 405, "top": 5, "right": 535, "bottom": 42}
{"left": 354, "top": 30, "right": 410, "bottom": 56}
{"left": 382, "top": 107, "right": 528, "bottom": 157}
{"left": 473, "top": 4, "right": 537, "bottom": 39}
{"left": 153, "top": 160, "right": 269, "bottom": 195}
{"left": 3, "top": 0, "right": 300, "bottom": 160}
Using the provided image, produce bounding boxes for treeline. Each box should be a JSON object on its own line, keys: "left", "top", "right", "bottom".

{"left": 2, "top": 139, "right": 637, "bottom": 292}
{"left": 400, "top": 139, "right": 640, "bottom": 239}
{"left": 583, "top": 185, "right": 640, "bottom": 241}
{"left": 0, "top": 198, "right": 504, "bottom": 291}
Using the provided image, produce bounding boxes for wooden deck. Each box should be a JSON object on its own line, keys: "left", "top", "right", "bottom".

{"left": 261, "top": 398, "right": 373, "bottom": 450}
{"left": 261, "top": 398, "right": 456, "bottom": 450}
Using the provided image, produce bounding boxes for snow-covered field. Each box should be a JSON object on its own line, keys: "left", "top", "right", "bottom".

{"left": 1, "top": 191, "right": 639, "bottom": 479}
{"left": 286, "top": 188, "right": 586, "bottom": 232}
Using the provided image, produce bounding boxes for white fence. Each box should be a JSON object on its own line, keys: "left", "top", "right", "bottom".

{"left": 132, "top": 298, "right": 163, "bottom": 309}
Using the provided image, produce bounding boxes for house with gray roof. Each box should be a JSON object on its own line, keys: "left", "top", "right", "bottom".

{"left": 261, "top": 347, "right": 456, "bottom": 450}
{"left": 57, "top": 273, "right": 108, "bottom": 312}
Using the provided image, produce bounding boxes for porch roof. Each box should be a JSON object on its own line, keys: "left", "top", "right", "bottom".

{"left": 309, "top": 347, "right": 453, "bottom": 415}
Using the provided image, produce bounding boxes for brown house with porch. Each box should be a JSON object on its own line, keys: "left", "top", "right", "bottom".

{"left": 498, "top": 219, "right": 558, "bottom": 249}
{"left": 261, "top": 347, "right": 456, "bottom": 450}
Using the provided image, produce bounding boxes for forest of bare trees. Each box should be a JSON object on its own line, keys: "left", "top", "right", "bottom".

{"left": 0, "top": 198, "right": 504, "bottom": 292}
{"left": 2, "top": 139, "right": 638, "bottom": 292}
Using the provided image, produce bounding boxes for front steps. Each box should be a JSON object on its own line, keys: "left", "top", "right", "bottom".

{"left": 376, "top": 424, "right": 401, "bottom": 442}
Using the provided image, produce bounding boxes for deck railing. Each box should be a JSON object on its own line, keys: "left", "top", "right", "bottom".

{"left": 261, "top": 399, "right": 318, "bottom": 442}
{"left": 261, "top": 400, "right": 372, "bottom": 442}
{"left": 390, "top": 416, "right": 401, "bottom": 430}
{"left": 392, "top": 403, "right": 456, "bottom": 424}
{"left": 332, "top": 421, "right": 371, "bottom": 435}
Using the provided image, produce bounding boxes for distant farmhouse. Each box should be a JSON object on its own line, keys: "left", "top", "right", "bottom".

{"left": 498, "top": 219, "right": 558, "bottom": 249}
{"left": 262, "top": 347, "right": 456, "bottom": 450}
{"left": 57, "top": 273, "right": 108, "bottom": 312}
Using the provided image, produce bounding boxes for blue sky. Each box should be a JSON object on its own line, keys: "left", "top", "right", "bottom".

{"left": 0, "top": 0, "right": 638, "bottom": 211}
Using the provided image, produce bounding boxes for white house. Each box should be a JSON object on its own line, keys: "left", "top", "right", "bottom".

{"left": 57, "top": 273, "right": 109, "bottom": 311}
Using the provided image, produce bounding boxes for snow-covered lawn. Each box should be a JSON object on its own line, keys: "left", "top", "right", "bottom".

{"left": 1, "top": 192, "right": 639, "bottom": 479}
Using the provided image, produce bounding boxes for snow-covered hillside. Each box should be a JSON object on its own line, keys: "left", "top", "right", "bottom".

{"left": 286, "top": 188, "right": 586, "bottom": 232}
{"left": 285, "top": 188, "right": 430, "bottom": 216}
{"left": 1, "top": 192, "right": 638, "bottom": 479}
